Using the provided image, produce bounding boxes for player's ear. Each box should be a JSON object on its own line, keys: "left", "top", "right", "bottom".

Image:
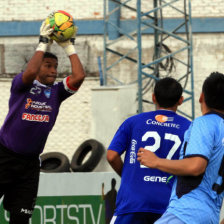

{"left": 152, "top": 93, "right": 157, "bottom": 104}
{"left": 199, "top": 92, "right": 204, "bottom": 103}
{"left": 177, "top": 96, "right": 184, "bottom": 106}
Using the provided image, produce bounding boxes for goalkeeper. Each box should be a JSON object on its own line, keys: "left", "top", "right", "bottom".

{"left": 0, "top": 21, "right": 85, "bottom": 224}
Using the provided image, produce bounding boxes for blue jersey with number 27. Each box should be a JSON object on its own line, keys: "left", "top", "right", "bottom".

{"left": 108, "top": 110, "right": 190, "bottom": 215}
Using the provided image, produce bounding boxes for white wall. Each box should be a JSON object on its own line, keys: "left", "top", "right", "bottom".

{"left": 0, "top": 0, "right": 223, "bottom": 21}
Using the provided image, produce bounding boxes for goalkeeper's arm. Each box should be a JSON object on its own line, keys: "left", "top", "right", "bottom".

{"left": 22, "top": 21, "right": 53, "bottom": 85}
{"left": 67, "top": 54, "right": 85, "bottom": 90}
{"left": 57, "top": 29, "right": 85, "bottom": 90}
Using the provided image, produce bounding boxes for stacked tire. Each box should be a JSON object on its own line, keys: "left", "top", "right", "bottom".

{"left": 40, "top": 139, "right": 105, "bottom": 173}
{"left": 40, "top": 152, "right": 70, "bottom": 173}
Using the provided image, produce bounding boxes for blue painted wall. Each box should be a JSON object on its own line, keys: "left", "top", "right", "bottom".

{"left": 0, "top": 18, "right": 223, "bottom": 36}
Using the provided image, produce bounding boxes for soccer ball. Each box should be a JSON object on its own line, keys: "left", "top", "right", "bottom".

{"left": 45, "top": 10, "right": 76, "bottom": 42}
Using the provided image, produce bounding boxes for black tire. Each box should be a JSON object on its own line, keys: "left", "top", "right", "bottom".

{"left": 70, "top": 139, "right": 105, "bottom": 172}
{"left": 40, "top": 152, "right": 70, "bottom": 173}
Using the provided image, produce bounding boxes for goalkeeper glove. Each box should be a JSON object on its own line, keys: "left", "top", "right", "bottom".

{"left": 36, "top": 21, "right": 53, "bottom": 52}
{"left": 56, "top": 26, "right": 78, "bottom": 56}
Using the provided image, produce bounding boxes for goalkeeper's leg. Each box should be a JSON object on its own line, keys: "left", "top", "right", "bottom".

{"left": 2, "top": 151, "right": 40, "bottom": 224}
{"left": 10, "top": 212, "right": 30, "bottom": 224}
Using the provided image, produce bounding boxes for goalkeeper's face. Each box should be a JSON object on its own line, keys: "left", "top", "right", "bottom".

{"left": 37, "top": 57, "right": 58, "bottom": 85}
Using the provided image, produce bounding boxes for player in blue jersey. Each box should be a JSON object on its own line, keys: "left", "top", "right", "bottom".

{"left": 138, "top": 72, "right": 224, "bottom": 224}
{"left": 0, "top": 21, "right": 85, "bottom": 224}
{"left": 107, "top": 77, "right": 191, "bottom": 224}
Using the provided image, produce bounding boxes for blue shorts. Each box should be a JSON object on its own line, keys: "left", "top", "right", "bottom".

{"left": 154, "top": 211, "right": 185, "bottom": 224}
{"left": 110, "top": 212, "right": 162, "bottom": 224}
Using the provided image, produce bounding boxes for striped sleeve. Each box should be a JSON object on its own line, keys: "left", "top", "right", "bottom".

{"left": 63, "top": 76, "right": 78, "bottom": 94}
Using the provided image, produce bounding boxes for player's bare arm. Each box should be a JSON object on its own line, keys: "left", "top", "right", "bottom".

{"left": 56, "top": 30, "right": 85, "bottom": 90}
{"left": 22, "top": 22, "right": 53, "bottom": 85}
{"left": 107, "top": 150, "right": 123, "bottom": 177}
{"left": 68, "top": 54, "right": 85, "bottom": 89}
{"left": 22, "top": 51, "right": 44, "bottom": 85}
{"left": 137, "top": 147, "right": 207, "bottom": 176}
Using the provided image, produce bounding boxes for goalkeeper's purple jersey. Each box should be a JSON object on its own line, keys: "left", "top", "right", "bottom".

{"left": 0, "top": 72, "right": 76, "bottom": 156}
{"left": 108, "top": 110, "right": 191, "bottom": 215}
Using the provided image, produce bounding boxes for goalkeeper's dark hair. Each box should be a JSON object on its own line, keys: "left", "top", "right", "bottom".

{"left": 154, "top": 77, "right": 183, "bottom": 108}
{"left": 44, "top": 52, "right": 58, "bottom": 61}
{"left": 202, "top": 72, "right": 224, "bottom": 110}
